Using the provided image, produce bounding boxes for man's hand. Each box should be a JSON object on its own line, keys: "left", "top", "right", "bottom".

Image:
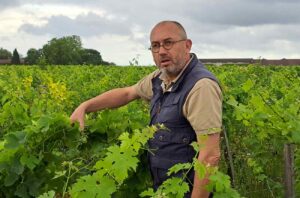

{"left": 69, "top": 86, "right": 140, "bottom": 130}
{"left": 191, "top": 133, "right": 221, "bottom": 198}
{"left": 70, "top": 103, "right": 87, "bottom": 130}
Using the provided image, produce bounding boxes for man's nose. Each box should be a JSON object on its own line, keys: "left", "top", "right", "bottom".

{"left": 158, "top": 45, "right": 168, "bottom": 55}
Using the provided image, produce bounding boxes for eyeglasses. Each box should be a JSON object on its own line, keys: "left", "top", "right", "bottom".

{"left": 148, "top": 39, "right": 186, "bottom": 53}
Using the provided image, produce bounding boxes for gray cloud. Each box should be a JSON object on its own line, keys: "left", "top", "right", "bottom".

{"left": 185, "top": 0, "right": 300, "bottom": 27}
{"left": 0, "top": 0, "right": 20, "bottom": 10}
{"left": 19, "top": 12, "right": 132, "bottom": 37}
{"left": 2, "top": 0, "right": 300, "bottom": 63}
{"left": 191, "top": 23, "right": 300, "bottom": 59}
{"left": 55, "top": 0, "right": 300, "bottom": 26}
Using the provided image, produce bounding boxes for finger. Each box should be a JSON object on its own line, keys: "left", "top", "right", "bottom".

{"left": 79, "top": 120, "right": 85, "bottom": 131}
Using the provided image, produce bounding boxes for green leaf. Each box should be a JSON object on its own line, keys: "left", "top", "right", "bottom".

{"left": 167, "top": 163, "right": 191, "bottom": 176}
{"left": 4, "top": 171, "right": 19, "bottom": 186}
{"left": 11, "top": 156, "right": 24, "bottom": 175}
{"left": 96, "top": 145, "right": 139, "bottom": 183}
{"left": 140, "top": 188, "right": 155, "bottom": 197}
{"left": 291, "top": 122, "right": 300, "bottom": 143}
{"left": 15, "top": 183, "right": 30, "bottom": 198}
{"left": 70, "top": 174, "right": 116, "bottom": 198}
{"left": 226, "top": 96, "right": 238, "bottom": 107}
{"left": 52, "top": 170, "right": 66, "bottom": 180}
{"left": 4, "top": 134, "right": 20, "bottom": 149}
{"left": 4, "top": 131, "right": 26, "bottom": 149}
{"left": 190, "top": 141, "right": 200, "bottom": 152}
{"left": 242, "top": 79, "right": 254, "bottom": 92}
{"left": 38, "top": 190, "right": 55, "bottom": 198}
{"left": 158, "top": 177, "right": 189, "bottom": 198}
{"left": 20, "top": 154, "right": 40, "bottom": 170}
{"left": 207, "top": 171, "right": 231, "bottom": 193}
{"left": 194, "top": 159, "right": 207, "bottom": 180}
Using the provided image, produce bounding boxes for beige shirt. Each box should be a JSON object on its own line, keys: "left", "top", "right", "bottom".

{"left": 134, "top": 60, "right": 222, "bottom": 135}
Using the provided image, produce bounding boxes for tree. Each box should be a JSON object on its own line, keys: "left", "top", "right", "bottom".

{"left": 42, "top": 35, "right": 82, "bottom": 65}
{"left": 25, "top": 48, "right": 42, "bottom": 65}
{"left": 11, "top": 49, "right": 20, "bottom": 64}
{"left": 0, "top": 48, "right": 12, "bottom": 59}
{"left": 80, "top": 48, "right": 103, "bottom": 65}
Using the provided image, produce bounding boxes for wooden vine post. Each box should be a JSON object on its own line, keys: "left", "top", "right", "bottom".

{"left": 222, "top": 127, "right": 236, "bottom": 187}
{"left": 283, "top": 144, "right": 295, "bottom": 198}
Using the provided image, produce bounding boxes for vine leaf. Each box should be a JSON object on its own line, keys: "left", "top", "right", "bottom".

{"left": 96, "top": 145, "right": 139, "bottom": 183}
{"left": 38, "top": 190, "right": 55, "bottom": 198}
{"left": 70, "top": 174, "right": 116, "bottom": 198}
{"left": 20, "top": 154, "right": 40, "bottom": 170}
{"left": 167, "top": 163, "right": 191, "bottom": 176}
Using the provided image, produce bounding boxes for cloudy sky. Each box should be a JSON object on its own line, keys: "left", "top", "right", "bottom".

{"left": 1, "top": 0, "right": 300, "bottom": 65}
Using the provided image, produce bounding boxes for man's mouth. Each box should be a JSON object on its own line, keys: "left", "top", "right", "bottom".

{"left": 160, "top": 59, "right": 171, "bottom": 66}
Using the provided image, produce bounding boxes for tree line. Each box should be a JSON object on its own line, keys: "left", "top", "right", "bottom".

{"left": 0, "top": 35, "right": 115, "bottom": 65}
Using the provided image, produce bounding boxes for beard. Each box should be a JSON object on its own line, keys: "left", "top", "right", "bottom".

{"left": 159, "top": 57, "right": 186, "bottom": 79}
{"left": 160, "top": 64, "right": 182, "bottom": 78}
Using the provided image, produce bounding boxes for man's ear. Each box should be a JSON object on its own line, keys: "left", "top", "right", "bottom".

{"left": 186, "top": 39, "right": 192, "bottom": 51}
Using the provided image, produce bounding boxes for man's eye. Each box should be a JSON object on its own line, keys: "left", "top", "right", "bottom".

{"left": 164, "top": 40, "right": 173, "bottom": 47}
{"left": 151, "top": 43, "right": 160, "bottom": 48}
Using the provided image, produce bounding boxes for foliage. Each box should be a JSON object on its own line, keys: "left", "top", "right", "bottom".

{"left": 23, "top": 36, "right": 113, "bottom": 66}
{"left": 0, "top": 47, "right": 12, "bottom": 59}
{"left": 0, "top": 65, "right": 299, "bottom": 198}
{"left": 80, "top": 48, "right": 103, "bottom": 65}
{"left": 42, "top": 35, "right": 83, "bottom": 65}
{"left": 25, "top": 48, "right": 42, "bottom": 65}
{"left": 11, "top": 48, "right": 20, "bottom": 64}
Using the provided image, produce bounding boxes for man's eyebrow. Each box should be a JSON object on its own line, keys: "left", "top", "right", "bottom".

{"left": 151, "top": 38, "right": 173, "bottom": 43}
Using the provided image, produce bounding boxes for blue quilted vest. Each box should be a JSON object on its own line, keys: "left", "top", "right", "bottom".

{"left": 148, "top": 54, "right": 219, "bottom": 189}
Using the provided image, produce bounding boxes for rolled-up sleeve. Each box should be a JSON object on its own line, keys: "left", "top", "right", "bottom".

{"left": 183, "top": 78, "right": 222, "bottom": 135}
{"left": 133, "top": 70, "right": 160, "bottom": 101}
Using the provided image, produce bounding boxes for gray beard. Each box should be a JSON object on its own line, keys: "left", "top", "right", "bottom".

{"left": 160, "top": 66, "right": 182, "bottom": 79}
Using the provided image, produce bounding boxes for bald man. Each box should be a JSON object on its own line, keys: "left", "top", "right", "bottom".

{"left": 70, "top": 21, "right": 222, "bottom": 198}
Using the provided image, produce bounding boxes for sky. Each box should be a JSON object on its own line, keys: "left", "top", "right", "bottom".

{"left": 0, "top": 0, "right": 300, "bottom": 65}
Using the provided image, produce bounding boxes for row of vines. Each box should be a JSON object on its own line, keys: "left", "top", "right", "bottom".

{"left": 0, "top": 65, "right": 299, "bottom": 197}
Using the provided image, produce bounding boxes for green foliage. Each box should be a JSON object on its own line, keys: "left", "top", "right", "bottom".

{"left": 42, "top": 35, "right": 82, "bottom": 65}
{"left": 141, "top": 177, "right": 190, "bottom": 198}
{"left": 24, "top": 36, "right": 114, "bottom": 66}
{"left": 80, "top": 48, "right": 103, "bottom": 65}
{"left": 11, "top": 48, "right": 20, "bottom": 64}
{"left": 25, "top": 48, "right": 42, "bottom": 65}
{"left": 70, "top": 126, "right": 158, "bottom": 197}
{"left": 0, "top": 65, "right": 299, "bottom": 198}
{"left": 0, "top": 47, "right": 12, "bottom": 59}
{"left": 38, "top": 190, "right": 55, "bottom": 198}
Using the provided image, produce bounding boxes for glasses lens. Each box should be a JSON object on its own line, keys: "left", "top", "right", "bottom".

{"left": 163, "top": 40, "right": 173, "bottom": 50}
{"left": 151, "top": 43, "right": 160, "bottom": 52}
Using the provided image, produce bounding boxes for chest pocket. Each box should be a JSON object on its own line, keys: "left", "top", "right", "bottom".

{"left": 157, "top": 94, "right": 182, "bottom": 123}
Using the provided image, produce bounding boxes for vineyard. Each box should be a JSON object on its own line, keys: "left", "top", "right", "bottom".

{"left": 0, "top": 64, "right": 299, "bottom": 198}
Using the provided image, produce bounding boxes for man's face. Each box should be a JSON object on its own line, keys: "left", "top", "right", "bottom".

{"left": 150, "top": 23, "right": 192, "bottom": 79}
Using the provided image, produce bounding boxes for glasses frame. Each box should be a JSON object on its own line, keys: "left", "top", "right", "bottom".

{"left": 148, "top": 39, "right": 186, "bottom": 53}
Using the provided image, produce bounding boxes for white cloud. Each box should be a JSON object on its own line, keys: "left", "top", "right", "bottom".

{"left": 0, "top": 0, "right": 300, "bottom": 65}
{"left": 0, "top": 32, "right": 51, "bottom": 57}
{"left": 82, "top": 35, "right": 153, "bottom": 65}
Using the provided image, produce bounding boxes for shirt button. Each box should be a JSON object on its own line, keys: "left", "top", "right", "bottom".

{"left": 182, "top": 138, "right": 188, "bottom": 143}
{"left": 159, "top": 135, "right": 163, "bottom": 141}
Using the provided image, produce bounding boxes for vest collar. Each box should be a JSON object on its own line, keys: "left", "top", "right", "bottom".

{"left": 158, "top": 53, "right": 202, "bottom": 93}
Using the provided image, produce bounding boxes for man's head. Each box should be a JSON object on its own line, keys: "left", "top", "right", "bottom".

{"left": 150, "top": 21, "right": 192, "bottom": 79}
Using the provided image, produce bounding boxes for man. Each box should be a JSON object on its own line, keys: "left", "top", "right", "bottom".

{"left": 70, "top": 20, "right": 222, "bottom": 198}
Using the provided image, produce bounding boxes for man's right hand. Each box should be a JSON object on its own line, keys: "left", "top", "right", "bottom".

{"left": 70, "top": 103, "right": 87, "bottom": 130}
{"left": 69, "top": 86, "right": 140, "bottom": 130}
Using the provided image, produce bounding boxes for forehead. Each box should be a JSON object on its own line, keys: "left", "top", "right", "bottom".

{"left": 150, "top": 23, "right": 182, "bottom": 42}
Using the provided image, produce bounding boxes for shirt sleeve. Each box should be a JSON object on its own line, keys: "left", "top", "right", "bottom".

{"left": 133, "top": 69, "right": 160, "bottom": 101}
{"left": 183, "top": 78, "right": 222, "bottom": 135}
